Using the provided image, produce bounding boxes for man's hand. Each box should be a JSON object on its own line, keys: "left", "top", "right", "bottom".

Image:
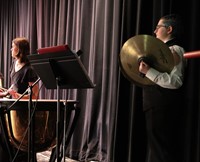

{"left": 139, "top": 61, "right": 150, "bottom": 75}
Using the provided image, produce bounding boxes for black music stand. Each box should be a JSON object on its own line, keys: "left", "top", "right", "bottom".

{"left": 28, "top": 45, "right": 94, "bottom": 162}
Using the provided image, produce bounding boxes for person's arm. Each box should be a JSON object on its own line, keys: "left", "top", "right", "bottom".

{"left": 145, "top": 66, "right": 183, "bottom": 89}
{"left": 8, "top": 82, "right": 39, "bottom": 99}
{"left": 0, "top": 84, "right": 13, "bottom": 98}
{"left": 139, "top": 45, "right": 185, "bottom": 89}
{"left": 0, "top": 91, "right": 9, "bottom": 97}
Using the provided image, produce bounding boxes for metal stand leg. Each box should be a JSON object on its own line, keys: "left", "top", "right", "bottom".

{"left": 49, "top": 105, "right": 80, "bottom": 162}
{"left": 0, "top": 108, "right": 13, "bottom": 162}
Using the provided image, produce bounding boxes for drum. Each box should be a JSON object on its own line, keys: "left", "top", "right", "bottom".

{"left": 0, "top": 99, "right": 67, "bottom": 152}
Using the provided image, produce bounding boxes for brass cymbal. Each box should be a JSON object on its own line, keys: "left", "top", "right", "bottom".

{"left": 119, "top": 35, "right": 174, "bottom": 87}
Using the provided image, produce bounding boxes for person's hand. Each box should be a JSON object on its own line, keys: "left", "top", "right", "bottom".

{"left": 7, "top": 88, "right": 19, "bottom": 98}
{"left": 0, "top": 91, "right": 9, "bottom": 97}
{"left": 139, "top": 61, "right": 150, "bottom": 75}
{"left": 7, "top": 85, "right": 19, "bottom": 98}
{"left": 7, "top": 88, "right": 16, "bottom": 95}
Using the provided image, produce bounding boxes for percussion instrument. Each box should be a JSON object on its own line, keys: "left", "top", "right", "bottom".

{"left": 119, "top": 35, "right": 174, "bottom": 87}
{"left": 0, "top": 99, "right": 77, "bottom": 153}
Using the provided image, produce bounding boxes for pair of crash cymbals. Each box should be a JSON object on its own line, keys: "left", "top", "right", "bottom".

{"left": 119, "top": 35, "right": 174, "bottom": 87}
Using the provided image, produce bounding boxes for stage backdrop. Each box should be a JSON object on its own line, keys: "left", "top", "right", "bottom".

{"left": 0, "top": 0, "right": 200, "bottom": 162}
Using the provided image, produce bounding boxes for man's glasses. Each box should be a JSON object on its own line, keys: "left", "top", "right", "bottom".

{"left": 155, "top": 25, "right": 168, "bottom": 30}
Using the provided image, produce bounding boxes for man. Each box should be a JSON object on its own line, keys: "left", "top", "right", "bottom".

{"left": 139, "top": 14, "right": 187, "bottom": 162}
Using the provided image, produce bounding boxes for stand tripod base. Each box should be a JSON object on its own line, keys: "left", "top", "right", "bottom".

{"left": 49, "top": 106, "right": 80, "bottom": 162}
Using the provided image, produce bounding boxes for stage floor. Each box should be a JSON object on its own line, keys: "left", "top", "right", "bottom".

{"left": 37, "top": 151, "right": 78, "bottom": 162}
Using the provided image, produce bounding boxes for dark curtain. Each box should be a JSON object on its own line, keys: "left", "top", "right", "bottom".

{"left": 0, "top": 0, "right": 200, "bottom": 162}
{"left": 116, "top": 0, "right": 200, "bottom": 162}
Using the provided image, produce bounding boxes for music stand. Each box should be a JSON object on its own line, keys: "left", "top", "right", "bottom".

{"left": 28, "top": 45, "right": 94, "bottom": 162}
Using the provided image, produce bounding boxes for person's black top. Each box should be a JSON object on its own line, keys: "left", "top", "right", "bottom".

{"left": 143, "top": 39, "right": 185, "bottom": 111}
{"left": 10, "top": 61, "right": 38, "bottom": 95}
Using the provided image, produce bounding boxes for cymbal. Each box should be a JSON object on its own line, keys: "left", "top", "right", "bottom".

{"left": 119, "top": 35, "right": 174, "bottom": 87}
